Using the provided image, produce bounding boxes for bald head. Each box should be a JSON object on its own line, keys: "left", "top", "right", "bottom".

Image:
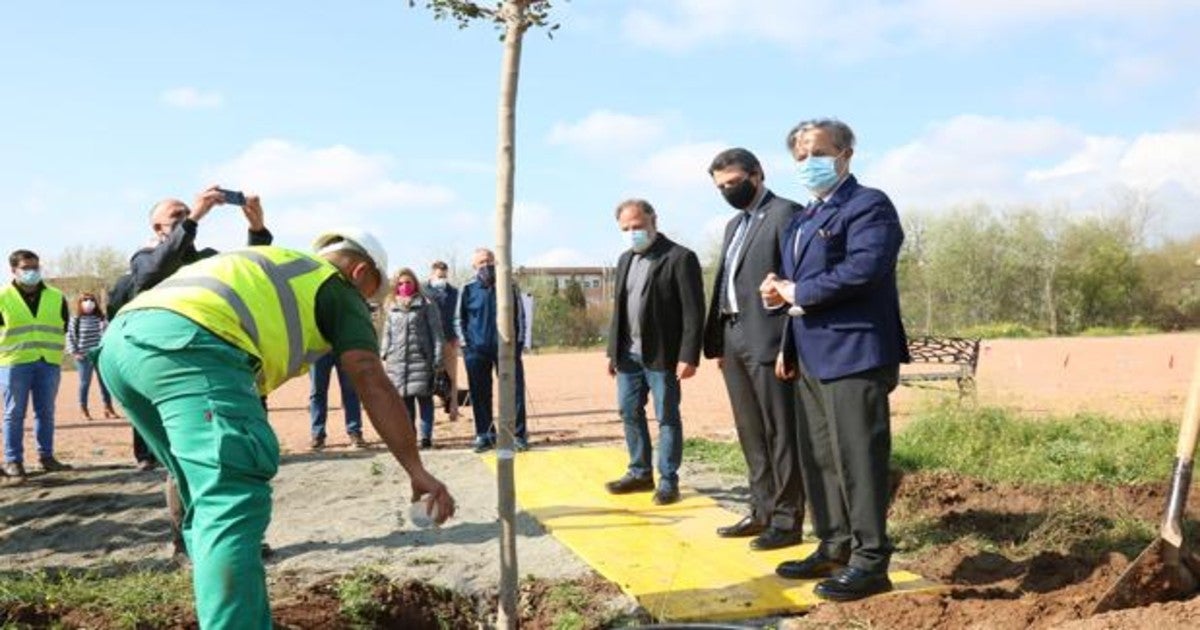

{"left": 150, "top": 199, "right": 190, "bottom": 242}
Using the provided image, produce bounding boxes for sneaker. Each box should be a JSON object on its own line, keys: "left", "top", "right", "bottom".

{"left": 103, "top": 404, "right": 120, "bottom": 419}
{"left": 39, "top": 456, "right": 72, "bottom": 473}
{"left": 472, "top": 436, "right": 494, "bottom": 453}
{"left": 348, "top": 433, "right": 368, "bottom": 449}
{"left": 310, "top": 436, "right": 326, "bottom": 450}
{"left": 136, "top": 459, "right": 158, "bottom": 472}
{"left": 419, "top": 437, "right": 432, "bottom": 450}
{"left": 514, "top": 436, "right": 530, "bottom": 452}
{"left": 3, "top": 461, "right": 26, "bottom": 479}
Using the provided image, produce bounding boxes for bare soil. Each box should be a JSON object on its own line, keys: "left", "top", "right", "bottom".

{"left": 2, "top": 333, "right": 1199, "bottom": 628}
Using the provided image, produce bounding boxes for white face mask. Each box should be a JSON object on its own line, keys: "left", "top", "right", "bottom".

{"left": 81, "top": 300, "right": 96, "bottom": 314}
{"left": 429, "top": 278, "right": 448, "bottom": 289}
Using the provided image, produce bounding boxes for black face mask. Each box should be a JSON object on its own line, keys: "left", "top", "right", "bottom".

{"left": 477, "top": 264, "right": 496, "bottom": 287}
{"left": 721, "top": 178, "right": 758, "bottom": 210}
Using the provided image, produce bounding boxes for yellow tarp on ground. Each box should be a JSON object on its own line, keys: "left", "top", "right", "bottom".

{"left": 483, "top": 446, "right": 936, "bottom": 621}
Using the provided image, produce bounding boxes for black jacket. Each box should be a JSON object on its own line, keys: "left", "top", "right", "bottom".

{"left": 130, "top": 219, "right": 274, "bottom": 292}
{"left": 703, "top": 190, "right": 801, "bottom": 364}
{"left": 606, "top": 233, "right": 705, "bottom": 371}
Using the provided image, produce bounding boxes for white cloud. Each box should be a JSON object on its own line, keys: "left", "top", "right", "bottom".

{"left": 204, "top": 139, "right": 456, "bottom": 241}
{"left": 865, "top": 115, "right": 1081, "bottom": 206}
{"left": 1117, "top": 131, "right": 1200, "bottom": 197}
{"left": 861, "top": 115, "right": 1200, "bottom": 237}
{"left": 160, "top": 87, "right": 224, "bottom": 109}
{"left": 631, "top": 141, "right": 727, "bottom": 191}
{"left": 524, "top": 247, "right": 594, "bottom": 267}
{"left": 514, "top": 201, "right": 554, "bottom": 232}
{"left": 548, "top": 110, "right": 666, "bottom": 154}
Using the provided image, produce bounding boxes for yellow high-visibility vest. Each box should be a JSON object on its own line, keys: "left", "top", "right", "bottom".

{"left": 123, "top": 247, "right": 339, "bottom": 393}
{"left": 0, "top": 284, "right": 66, "bottom": 366}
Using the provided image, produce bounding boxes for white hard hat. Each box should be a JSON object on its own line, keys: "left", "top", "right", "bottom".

{"left": 312, "top": 227, "right": 389, "bottom": 282}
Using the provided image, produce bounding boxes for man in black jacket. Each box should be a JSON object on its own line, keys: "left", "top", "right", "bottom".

{"left": 604, "top": 199, "right": 705, "bottom": 505}
{"left": 119, "top": 185, "right": 272, "bottom": 562}
{"left": 703, "top": 148, "right": 805, "bottom": 551}
{"left": 122, "top": 186, "right": 273, "bottom": 470}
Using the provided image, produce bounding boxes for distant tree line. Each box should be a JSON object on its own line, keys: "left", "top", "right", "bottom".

{"left": 898, "top": 202, "right": 1198, "bottom": 336}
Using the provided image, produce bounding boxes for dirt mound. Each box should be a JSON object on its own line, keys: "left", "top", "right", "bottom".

{"left": 798, "top": 471, "right": 1200, "bottom": 629}
{"left": 273, "top": 573, "right": 480, "bottom": 629}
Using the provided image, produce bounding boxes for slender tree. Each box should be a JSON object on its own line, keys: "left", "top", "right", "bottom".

{"left": 411, "top": 2, "right": 558, "bottom": 627}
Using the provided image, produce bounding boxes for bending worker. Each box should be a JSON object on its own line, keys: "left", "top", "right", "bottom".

{"left": 97, "top": 228, "right": 456, "bottom": 629}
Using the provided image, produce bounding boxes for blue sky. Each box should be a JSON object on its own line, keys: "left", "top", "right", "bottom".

{"left": 3, "top": 1, "right": 1198, "bottom": 275}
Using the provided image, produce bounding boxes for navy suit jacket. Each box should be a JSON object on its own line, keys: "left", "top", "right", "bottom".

{"left": 780, "top": 175, "right": 910, "bottom": 381}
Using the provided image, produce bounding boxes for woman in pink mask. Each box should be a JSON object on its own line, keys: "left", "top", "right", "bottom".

{"left": 380, "top": 268, "right": 445, "bottom": 449}
{"left": 67, "top": 292, "right": 118, "bottom": 420}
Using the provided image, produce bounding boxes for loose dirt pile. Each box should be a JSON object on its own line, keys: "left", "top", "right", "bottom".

{"left": 796, "top": 471, "right": 1200, "bottom": 629}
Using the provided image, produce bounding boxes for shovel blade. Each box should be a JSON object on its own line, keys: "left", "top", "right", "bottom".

{"left": 1091, "top": 538, "right": 1198, "bottom": 615}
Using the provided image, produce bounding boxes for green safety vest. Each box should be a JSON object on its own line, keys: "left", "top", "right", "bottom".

{"left": 0, "top": 283, "right": 66, "bottom": 366}
{"left": 123, "top": 246, "right": 339, "bottom": 393}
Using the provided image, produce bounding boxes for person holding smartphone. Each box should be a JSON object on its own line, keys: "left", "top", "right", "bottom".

{"left": 117, "top": 185, "right": 273, "bottom": 555}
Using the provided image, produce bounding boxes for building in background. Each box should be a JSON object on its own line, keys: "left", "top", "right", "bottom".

{"left": 513, "top": 266, "right": 616, "bottom": 307}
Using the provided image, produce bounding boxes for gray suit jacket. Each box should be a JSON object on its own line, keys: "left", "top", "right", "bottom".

{"left": 703, "top": 190, "right": 801, "bottom": 364}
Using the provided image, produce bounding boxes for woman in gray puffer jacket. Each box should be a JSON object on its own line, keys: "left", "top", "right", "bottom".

{"left": 381, "top": 268, "right": 444, "bottom": 449}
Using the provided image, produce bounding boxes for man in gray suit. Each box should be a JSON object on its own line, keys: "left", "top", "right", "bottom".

{"left": 703, "top": 148, "right": 804, "bottom": 551}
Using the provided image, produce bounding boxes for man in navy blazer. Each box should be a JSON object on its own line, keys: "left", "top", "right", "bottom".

{"left": 761, "top": 118, "right": 909, "bottom": 602}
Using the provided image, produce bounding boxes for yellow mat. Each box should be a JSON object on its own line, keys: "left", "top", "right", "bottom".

{"left": 482, "top": 446, "right": 936, "bottom": 621}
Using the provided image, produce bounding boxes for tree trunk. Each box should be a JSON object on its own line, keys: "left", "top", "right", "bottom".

{"left": 494, "top": 1, "right": 526, "bottom": 628}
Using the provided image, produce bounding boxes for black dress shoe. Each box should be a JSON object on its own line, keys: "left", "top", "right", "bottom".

{"left": 605, "top": 474, "right": 655, "bottom": 494}
{"left": 814, "top": 566, "right": 893, "bottom": 601}
{"left": 717, "top": 516, "right": 767, "bottom": 538}
{"left": 652, "top": 487, "right": 680, "bottom": 505}
{"left": 775, "top": 549, "right": 849, "bottom": 580}
{"left": 750, "top": 527, "right": 802, "bottom": 551}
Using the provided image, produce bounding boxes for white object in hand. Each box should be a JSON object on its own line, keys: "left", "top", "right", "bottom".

{"left": 409, "top": 494, "right": 442, "bottom": 528}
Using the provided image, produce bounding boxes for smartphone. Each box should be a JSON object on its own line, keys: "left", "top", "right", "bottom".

{"left": 217, "top": 188, "right": 246, "bottom": 206}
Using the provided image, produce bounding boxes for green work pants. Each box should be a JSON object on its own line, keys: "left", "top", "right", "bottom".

{"left": 98, "top": 310, "right": 277, "bottom": 630}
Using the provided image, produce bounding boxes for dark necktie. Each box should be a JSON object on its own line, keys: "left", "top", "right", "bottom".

{"left": 720, "top": 212, "right": 752, "bottom": 314}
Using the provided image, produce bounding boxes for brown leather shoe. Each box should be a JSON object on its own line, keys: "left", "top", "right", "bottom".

{"left": 717, "top": 515, "right": 768, "bottom": 538}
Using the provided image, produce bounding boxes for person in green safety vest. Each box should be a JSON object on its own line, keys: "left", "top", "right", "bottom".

{"left": 1, "top": 249, "right": 72, "bottom": 481}
{"left": 97, "top": 228, "right": 456, "bottom": 629}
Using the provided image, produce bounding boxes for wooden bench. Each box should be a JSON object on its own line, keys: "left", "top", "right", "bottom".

{"left": 899, "top": 336, "right": 982, "bottom": 400}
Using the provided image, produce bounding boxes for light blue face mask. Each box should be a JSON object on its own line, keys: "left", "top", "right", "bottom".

{"left": 624, "top": 229, "right": 653, "bottom": 253}
{"left": 796, "top": 154, "right": 842, "bottom": 194}
{"left": 17, "top": 269, "right": 41, "bottom": 286}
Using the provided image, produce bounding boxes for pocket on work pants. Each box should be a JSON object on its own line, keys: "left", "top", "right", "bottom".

{"left": 211, "top": 410, "right": 279, "bottom": 482}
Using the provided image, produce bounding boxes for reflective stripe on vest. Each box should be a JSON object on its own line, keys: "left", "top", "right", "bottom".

{"left": 0, "top": 285, "right": 66, "bottom": 366}
{"left": 123, "top": 247, "right": 337, "bottom": 393}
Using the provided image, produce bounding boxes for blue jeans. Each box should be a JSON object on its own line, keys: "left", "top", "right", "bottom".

{"left": 2, "top": 360, "right": 63, "bottom": 463}
{"left": 308, "top": 353, "right": 362, "bottom": 439}
{"left": 75, "top": 356, "right": 112, "bottom": 408}
{"left": 403, "top": 395, "right": 435, "bottom": 440}
{"left": 463, "top": 349, "right": 526, "bottom": 441}
{"left": 615, "top": 353, "right": 682, "bottom": 489}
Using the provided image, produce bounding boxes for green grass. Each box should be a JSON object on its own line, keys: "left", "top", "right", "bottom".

{"left": 1077, "top": 325, "right": 1161, "bottom": 337}
{"left": 954, "top": 322, "right": 1047, "bottom": 339}
{"left": 0, "top": 567, "right": 193, "bottom": 629}
{"left": 335, "top": 567, "right": 387, "bottom": 629}
{"left": 684, "top": 404, "right": 1176, "bottom": 486}
{"left": 892, "top": 403, "right": 1175, "bottom": 485}
{"left": 682, "top": 437, "right": 749, "bottom": 477}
